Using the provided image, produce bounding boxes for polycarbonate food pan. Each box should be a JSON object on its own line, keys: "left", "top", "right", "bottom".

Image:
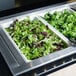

{"left": 38, "top": 6, "right": 76, "bottom": 44}
{"left": 0, "top": 15, "right": 68, "bottom": 62}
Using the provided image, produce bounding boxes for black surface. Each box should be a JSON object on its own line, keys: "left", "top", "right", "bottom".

{"left": 0, "top": 53, "right": 12, "bottom": 76}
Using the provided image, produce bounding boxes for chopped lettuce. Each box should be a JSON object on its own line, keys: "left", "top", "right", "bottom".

{"left": 6, "top": 17, "right": 67, "bottom": 60}
{"left": 44, "top": 9, "right": 76, "bottom": 41}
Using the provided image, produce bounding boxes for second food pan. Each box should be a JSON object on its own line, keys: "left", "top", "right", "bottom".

{"left": 38, "top": 5, "right": 76, "bottom": 45}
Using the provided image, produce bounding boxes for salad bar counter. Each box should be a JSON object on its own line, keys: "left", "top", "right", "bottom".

{"left": 0, "top": 2, "right": 76, "bottom": 76}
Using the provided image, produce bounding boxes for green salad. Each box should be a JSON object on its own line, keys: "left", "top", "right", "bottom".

{"left": 6, "top": 17, "right": 67, "bottom": 60}
{"left": 43, "top": 9, "right": 76, "bottom": 41}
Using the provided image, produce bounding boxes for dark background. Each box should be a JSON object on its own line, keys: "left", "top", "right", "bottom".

{"left": 0, "top": 0, "right": 68, "bottom": 17}
{"left": 0, "top": 53, "right": 12, "bottom": 76}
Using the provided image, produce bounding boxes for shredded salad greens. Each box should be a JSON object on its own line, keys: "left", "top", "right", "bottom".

{"left": 6, "top": 17, "right": 67, "bottom": 60}
{"left": 43, "top": 9, "right": 76, "bottom": 41}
